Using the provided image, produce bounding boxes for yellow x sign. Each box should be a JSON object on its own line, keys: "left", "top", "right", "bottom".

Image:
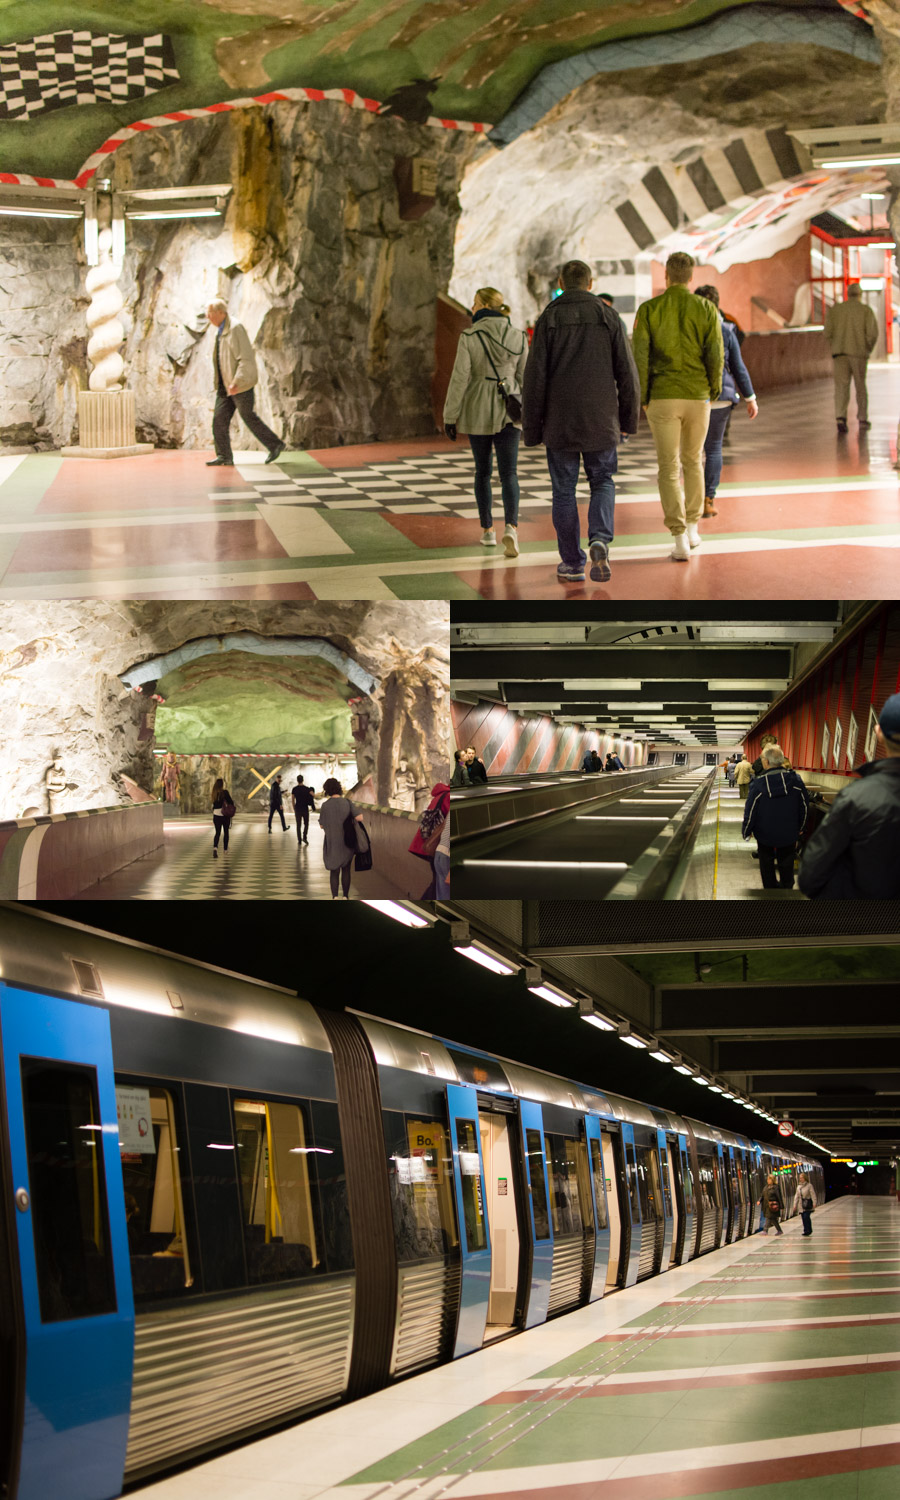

{"left": 247, "top": 764, "right": 283, "bottom": 799}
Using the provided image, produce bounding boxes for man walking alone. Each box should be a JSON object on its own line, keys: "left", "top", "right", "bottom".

{"left": 824, "top": 283, "right": 878, "bottom": 433}
{"left": 632, "top": 253, "right": 723, "bottom": 561}
{"left": 206, "top": 299, "right": 285, "bottom": 467}
{"left": 522, "top": 260, "right": 640, "bottom": 584}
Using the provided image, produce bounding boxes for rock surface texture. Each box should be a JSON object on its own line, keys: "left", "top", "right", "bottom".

{"left": 0, "top": 601, "right": 449, "bottom": 818}
{"left": 1, "top": 103, "right": 475, "bottom": 452}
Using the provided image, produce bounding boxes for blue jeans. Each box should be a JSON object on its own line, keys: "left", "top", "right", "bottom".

{"left": 468, "top": 426, "right": 520, "bottom": 528}
{"left": 434, "top": 850, "right": 450, "bottom": 898}
{"left": 703, "top": 405, "right": 732, "bottom": 498}
{"left": 546, "top": 447, "right": 617, "bottom": 570}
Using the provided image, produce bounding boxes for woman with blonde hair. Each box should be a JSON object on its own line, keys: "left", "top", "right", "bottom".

{"left": 443, "top": 286, "right": 528, "bottom": 557}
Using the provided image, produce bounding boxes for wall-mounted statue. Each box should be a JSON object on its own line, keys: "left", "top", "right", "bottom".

{"left": 45, "top": 756, "right": 68, "bottom": 814}
{"left": 391, "top": 757, "right": 418, "bottom": 813}
{"left": 159, "top": 751, "right": 180, "bottom": 804}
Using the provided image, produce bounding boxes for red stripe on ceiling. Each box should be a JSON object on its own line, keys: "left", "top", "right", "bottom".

{"left": 457, "top": 1441, "right": 900, "bottom": 1500}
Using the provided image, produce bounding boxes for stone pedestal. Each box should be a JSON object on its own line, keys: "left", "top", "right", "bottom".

{"left": 61, "top": 390, "right": 154, "bottom": 459}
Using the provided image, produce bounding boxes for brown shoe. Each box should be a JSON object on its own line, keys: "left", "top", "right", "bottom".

{"left": 703, "top": 497, "right": 718, "bottom": 517}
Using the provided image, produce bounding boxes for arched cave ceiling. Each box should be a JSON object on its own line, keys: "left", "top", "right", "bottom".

{"left": 0, "top": 0, "right": 881, "bottom": 182}
{"left": 153, "top": 648, "right": 354, "bottom": 753}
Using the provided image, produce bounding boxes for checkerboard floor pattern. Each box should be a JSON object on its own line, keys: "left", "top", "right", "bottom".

{"left": 0, "top": 30, "right": 178, "bottom": 119}
{"left": 236, "top": 416, "right": 793, "bottom": 516}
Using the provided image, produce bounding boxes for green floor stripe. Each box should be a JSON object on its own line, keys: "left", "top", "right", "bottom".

{"left": 388, "top": 570, "right": 484, "bottom": 599}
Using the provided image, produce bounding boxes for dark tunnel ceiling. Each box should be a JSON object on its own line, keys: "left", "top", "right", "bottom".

{"left": 451, "top": 603, "right": 845, "bottom": 746}
{"left": 30, "top": 904, "right": 900, "bottom": 1162}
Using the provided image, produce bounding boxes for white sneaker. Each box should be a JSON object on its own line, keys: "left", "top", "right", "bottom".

{"left": 480, "top": 528, "right": 496, "bottom": 547}
{"left": 502, "top": 525, "right": 519, "bottom": 558}
{"left": 686, "top": 523, "right": 702, "bottom": 549}
{"left": 670, "top": 532, "right": 691, "bottom": 561}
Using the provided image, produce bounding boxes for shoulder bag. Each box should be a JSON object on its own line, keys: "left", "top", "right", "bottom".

{"left": 418, "top": 802, "right": 446, "bottom": 858}
{"left": 354, "top": 819, "right": 373, "bottom": 873}
{"left": 475, "top": 331, "right": 523, "bottom": 424}
{"left": 342, "top": 805, "right": 359, "bottom": 853}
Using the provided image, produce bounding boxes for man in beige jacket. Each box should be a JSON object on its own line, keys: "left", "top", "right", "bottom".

{"left": 206, "top": 299, "right": 284, "bottom": 466}
{"left": 823, "top": 283, "right": 879, "bottom": 433}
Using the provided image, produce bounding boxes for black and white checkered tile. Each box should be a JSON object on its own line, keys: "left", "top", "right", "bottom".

{"left": 0, "top": 31, "right": 179, "bottom": 119}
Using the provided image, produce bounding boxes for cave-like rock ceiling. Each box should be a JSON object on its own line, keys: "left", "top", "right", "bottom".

{"left": 0, "top": 0, "right": 874, "bottom": 183}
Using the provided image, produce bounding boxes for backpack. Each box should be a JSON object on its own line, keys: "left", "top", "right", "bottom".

{"left": 418, "top": 803, "right": 446, "bottom": 857}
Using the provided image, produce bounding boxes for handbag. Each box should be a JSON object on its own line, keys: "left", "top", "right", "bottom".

{"left": 417, "top": 802, "right": 446, "bottom": 858}
{"left": 475, "top": 331, "right": 523, "bottom": 423}
{"left": 342, "top": 807, "right": 359, "bottom": 852}
{"left": 354, "top": 820, "right": 373, "bottom": 872}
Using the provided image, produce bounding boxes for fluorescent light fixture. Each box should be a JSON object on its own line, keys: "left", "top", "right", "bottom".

{"left": 581, "top": 1011, "right": 617, "bottom": 1032}
{"left": 207, "top": 1143, "right": 235, "bottom": 1150}
{"left": 564, "top": 679, "right": 641, "bottom": 690}
{"left": 618, "top": 1024, "right": 648, "bottom": 1049}
{"left": 866, "top": 242, "right": 895, "bottom": 249}
{"left": 453, "top": 943, "right": 517, "bottom": 976}
{"left": 821, "top": 155, "right": 900, "bottom": 168}
{"left": 528, "top": 982, "right": 576, "bottom": 1008}
{"left": 673, "top": 1060, "right": 695, "bottom": 1075}
{"left": 859, "top": 277, "right": 885, "bottom": 289}
{"left": 363, "top": 899, "right": 430, "bottom": 928}
{"left": 126, "top": 207, "right": 222, "bottom": 220}
{"left": 692, "top": 1075, "right": 711, "bottom": 1086}
{"left": 650, "top": 1046, "right": 676, "bottom": 1063}
{"left": 862, "top": 192, "right": 886, "bottom": 198}
{"left": 575, "top": 815, "right": 669, "bottom": 822}
{"left": 462, "top": 860, "right": 627, "bottom": 870}
{"left": 0, "top": 205, "right": 83, "bottom": 219}
{"left": 708, "top": 1083, "right": 724, "bottom": 1093}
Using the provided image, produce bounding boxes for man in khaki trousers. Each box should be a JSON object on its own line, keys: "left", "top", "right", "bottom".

{"left": 632, "top": 253, "right": 724, "bottom": 561}
{"left": 824, "top": 283, "right": 878, "bottom": 433}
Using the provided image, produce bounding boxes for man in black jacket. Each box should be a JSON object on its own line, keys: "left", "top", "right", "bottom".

{"left": 799, "top": 694, "right": 900, "bottom": 898}
{"left": 291, "top": 775, "right": 315, "bottom": 844}
{"left": 267, "top": 774, "right": 289, "bottom": 833}
{"left": 464, "top": 747, "right": 488, "bottom": 784}
{"left": 522, "top": 260, "right": 640, "bottom": 585}
{"left": 742, "top": 745, "right": 809, "bottom": 890}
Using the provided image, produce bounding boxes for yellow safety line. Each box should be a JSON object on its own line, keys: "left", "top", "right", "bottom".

{"left": 712, "top": 783, "right": 722, "bottom": 901}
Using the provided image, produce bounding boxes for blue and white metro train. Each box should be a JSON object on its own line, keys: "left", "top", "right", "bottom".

{"left": 0, "top": 906, "right": 824, "bottom": 1500}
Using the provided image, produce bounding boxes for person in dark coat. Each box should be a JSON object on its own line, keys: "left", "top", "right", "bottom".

{"left": 694, "top": 286, "right": 758, "bottom": 517}
{"left": 742, "top": 745, "right": 809, "bottom": 890}
{"left": 267, "top": 774, "right": 288, "bottom": 833}
{"left": 291, "top": 775, "right": 315, "bottom": 844}
{"left": 450, "top": 750, "right": 471, "bottom": 787}
{"left": 582, "top": 748, "right": 594, "bottom": 772}
{"left": 798, "top": 693, "right": 900, "bottom": 898}
{"left": 590, "top": 750, "right": 604, "bottom": 772}
{"left": 522, "top": 259, "right": 640, "bottom": 585}
{"left": 464, "top": 746, "right": 488, "bottom": 783}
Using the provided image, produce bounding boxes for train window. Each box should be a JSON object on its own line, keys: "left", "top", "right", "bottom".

{"left": 588, "top": 1139, "right": 608, "bottom": 1231}
{"left": 383, "top": 1112, "right": 459, "bottom": 1261}
{"left": 623, "top": 1142, "right": 641, "bottom": 1220}
{"left": 696, "top": 1153, "right": 719, "bottom": 1212}
{"left": 117, "top": 1080, "right": 194, "bottom": 1301}
{"left": 544, "top": 1134, "right": 591, "bottom": 1235}
{"left": 21, "top": 1059, "right": 117, "bottom": 1323}
{"left": 233, "top": 1099, "right": 319, "bottom": 1283}
{"left": 659, "top": 1148, "right": 673, "bottom": 1216}
{"left": 455, "top": 1118, "right": 487, "bottom": 1252}
{"left": 525, "top": 1129, "right": 551, "bottom": 1239}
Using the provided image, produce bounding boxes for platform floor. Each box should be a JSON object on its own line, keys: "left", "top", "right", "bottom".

{"left": 128, "top": 1196, "right": 899, "bottom": 1500}
{"left": 67, "top": 814, "right": 382, "bottom": 900}
{"left": 2, "top": 370, "right": 899, "bottom": 599}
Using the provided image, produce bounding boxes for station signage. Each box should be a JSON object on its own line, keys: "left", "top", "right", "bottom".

{"left": 777, "top": 1120, "right": 794, "bottom": 1137}
{"left": 830, "top": 1158, "right": 880, "bottom": 1166}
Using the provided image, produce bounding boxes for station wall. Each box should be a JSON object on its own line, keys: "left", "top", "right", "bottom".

{"left": 450, "top": 699, "right": 644, "bottom": 774}
{"left": 746, "top": 603, "right": 900, "bottom": 776}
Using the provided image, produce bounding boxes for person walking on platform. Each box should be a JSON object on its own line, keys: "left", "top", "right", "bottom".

{"left": 291, "top": 775, "right": 315, "bottom": 844}
{"left": 759, "top": 1173, "right": 784, "bottom": 1235}
{"left": 319, "top": 777, "right": 366, "bottom": 899}
{"left": 465, "top": 746, "right": 488, "bottom": 783}
{"left": 751, "top": 733, "right": 779, "bottom": 777}
{"left": 632, "top": 253, "right": 724, "bottom": 560}
{"left": 267, "top": 774, "right": 289, "bottom": 833}
{"left": 409, "top": 780, "right": 452, "bottom": 899}
{"left": 694, "top": 286, "right": 758, "bottom": 517}
{"left": 206, "top": 300, "right": 285, "bottom": 467}
{"left": 792, "top": 1173, "right": 815, "bottom": 1236}
{"left": 824, "top": 282, "right": 878, "bottom": 433}
{"left": 522, "top": 259, "right": 640, "bottom": 584}
{"left": 443, "top": 287, "right": 528, "bottom": 557}
{"left": 451, "top": 749, "right": 471, "bottom": 787}
{"left": 799, "top": 693, "right": 900, "bottom": 899}
{"left": 211, "top": 778, "right": 235, "bottom": 858}
{"left": 735, "top": 755, "right": 754, "bottom": 801}
{"left": 742, "top": 745, "right": 809, "bottom": 890}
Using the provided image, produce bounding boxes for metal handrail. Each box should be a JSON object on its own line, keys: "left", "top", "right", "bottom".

{"left": 603, "top": 769, "right": 717, "bottom": 900}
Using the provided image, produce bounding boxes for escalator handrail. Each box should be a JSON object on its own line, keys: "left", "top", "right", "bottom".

{"left": 603, "top": 768, "right": 717, "bottom": 900}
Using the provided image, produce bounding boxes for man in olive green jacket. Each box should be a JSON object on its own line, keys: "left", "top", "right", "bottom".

{"left": 824, "top": 283, "right": 878, "bottom": 432}
{"left": 632, "top": 253, "right": 724, "bottom": 561}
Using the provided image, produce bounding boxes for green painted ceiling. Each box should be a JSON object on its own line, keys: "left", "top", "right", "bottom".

{"left": 0, "top": 0, "right": 846, "bottom": 180}
{"left": 153, "top": 648, "right": 354, "bottom": 753}
{"left": 621, "top": 946, "right": 900, "bottom": 987}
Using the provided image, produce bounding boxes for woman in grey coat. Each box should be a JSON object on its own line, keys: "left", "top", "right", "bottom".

{"left": 443, "top": 287, "right": 529, "bottom": 558}
{"left": 319, "top": 777, "right": 366, "bottom": 899}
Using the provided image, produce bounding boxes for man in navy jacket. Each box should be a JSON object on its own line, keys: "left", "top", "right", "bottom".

{"left": 742, "top": 745, "right": 809, "bottom": 890}
{"left": 799, "top": 695, "right": 900, "bottom": 898}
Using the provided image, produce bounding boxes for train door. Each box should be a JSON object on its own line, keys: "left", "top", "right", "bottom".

{"left": 656, "top": 1131, "right": 674, "bottom": 1269}
{"left": 665, "top": 1136, "right": 681, "bottom": 1266}
{"left": 678, "top": 1138, "right": 696, "bottom": 1261}
{"left": 478, "top": 1103, "right": 521, "bottom": 1340}
{"left": 600, "top": 1129, "right": 624, "bottom": 1287}
{"left": 584, "top": 1115, "right": 611, "bottom": 1300}
{"left": 446, "top": 1083, "right": 491, "bottom": 1357}
{"left": 0, "top": 985, "right": 134, "bottom": 1500}
{"left": 713, "top": 1147, "right": 726, "bottom": 1246}
{"left": 519, "top": 1100, "right": 553, "bottom": 1328}
{"left": 722, "top": 1148, "right": 736, "bottom": 1243}
{"left": 619, "top": 1125, "right": 642, "bottom": 1288}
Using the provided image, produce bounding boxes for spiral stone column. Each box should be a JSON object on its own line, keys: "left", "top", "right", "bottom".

{"left": 62, "top": 204, "right": 153, "bottom": 459}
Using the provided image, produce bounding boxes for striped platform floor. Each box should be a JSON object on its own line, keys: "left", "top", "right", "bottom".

{"left": 128, "top": 1196, "right": 900, "bottom": 1500}
{"left": 1, "top": 368, "right": 899, "bottom": 600}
